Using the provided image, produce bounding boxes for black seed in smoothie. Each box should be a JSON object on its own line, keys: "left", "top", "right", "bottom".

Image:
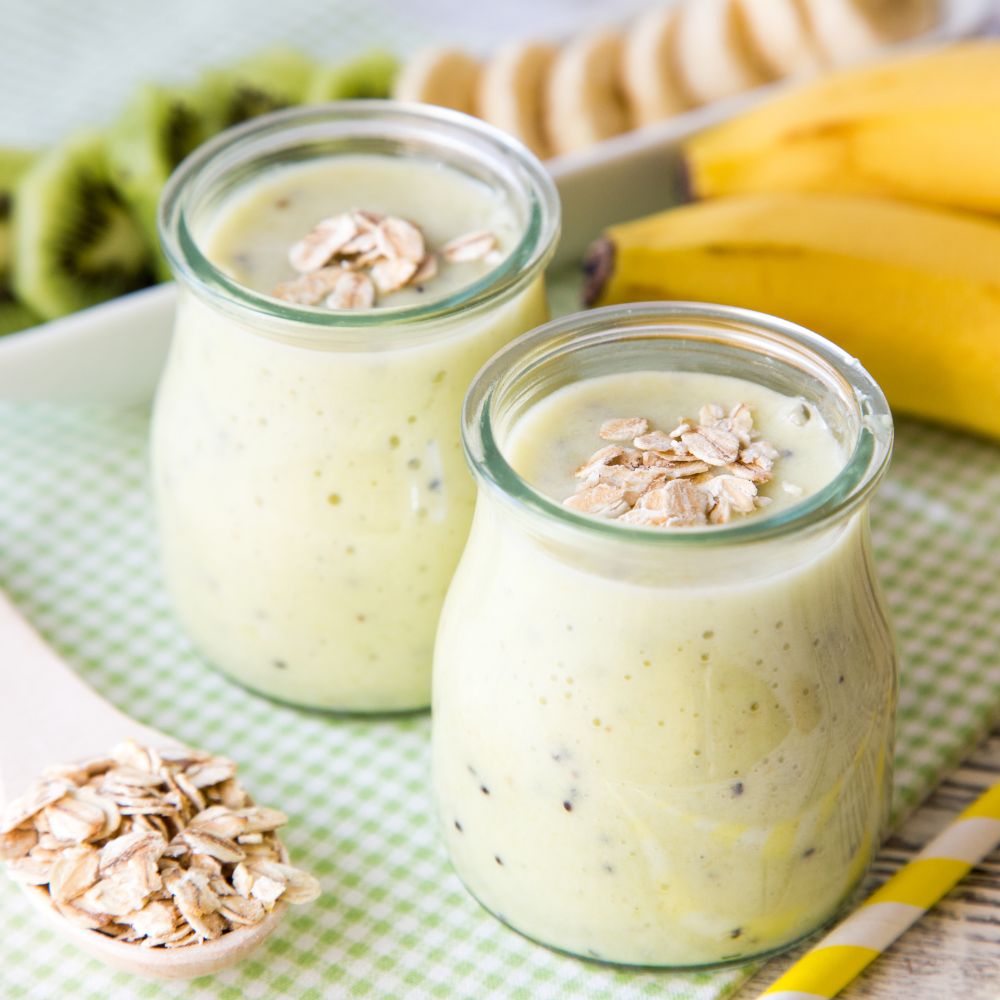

{"left": 729, "top": 927, "right": 743, "bottom": 939}
{"left": 563, "top": 801, "right": 573, "bottom": 812}
{"left": 480, "top": 785, "right": 490, "bottom": 796}
{"left": 428, "top": 478, "right": 442, "bottom": 492}
{"left": 731, "top": 782, "right": 745, "bottom": 797}
{"left": 272, "top": 659, "right": 288, "bottom": 670}
{"left": 838, "top": 675, "right": 845, "bottom": 684}
{"left": 454, "top": 820, "right": 463, "bottom": 833}
{"left": 601, "top": 863, "right": 615, "bottom": 874}
{"left": 802, "top": 847, "right": 816, "bottom": 858}
{"left": 494, "top": 855, "right": 503, "bottom": 866}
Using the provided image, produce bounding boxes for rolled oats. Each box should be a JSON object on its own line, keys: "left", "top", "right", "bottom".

{"left": 599, "top": 417, "right": 649, "bottom": 442}
{"left": 0, "top": 740, "right": 319, "bottom": 949}
{"left": 441, "top": 229, "right": 499, "bottom": 263}
{"left": 288, "top": 214, "right": 359, "bottom": 273}
{"left": 563, "top": 402, "right": 781, "bottom": 529}
{"left": 563, "top": 483, "right": 630, "bottom": 518}
{"left": 274, "top": 211, "right": 500, "bottom": 307}
{"left": 324, "top": 270, "right": 376, "bottom": 310}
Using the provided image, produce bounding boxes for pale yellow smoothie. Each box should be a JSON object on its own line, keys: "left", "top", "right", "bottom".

{"left": 153, "top": 108, "right": 558, "bottom": 711}
{"left": 433, "top": 368, "right": 896, "bottom": 965}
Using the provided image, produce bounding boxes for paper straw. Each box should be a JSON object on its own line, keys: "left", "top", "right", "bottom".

{"left": 758, "top": 781, "right": 1000, "bottom": 999}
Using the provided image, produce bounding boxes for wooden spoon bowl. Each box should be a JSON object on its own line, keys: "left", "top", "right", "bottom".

{"left": 0, "top": 591, "right": 288, "bottom": 979}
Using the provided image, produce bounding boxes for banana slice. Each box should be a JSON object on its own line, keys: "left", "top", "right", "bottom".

{"left": 393, "top": 47, "right": 480, "bottom": 115}
{"left": 674, "top": 0, "right": 770, "bottom": 106}
{"left": 799, "top": 0, "right": 939, "bottom": 67}
{"left": 733, "top": 0, "right": 825, "bottom": 78}
{"left": 478, "top": 41, "right": 557, "bottom": 158}
{"left": 621, "top": 6, "right": 690, "bottom": 127}
{"left": 545, "top": 30, "right": 630, "bottom": 157}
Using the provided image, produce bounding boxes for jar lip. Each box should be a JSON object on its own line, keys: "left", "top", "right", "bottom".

{"left": 158, "top": 100, "right": 560, "bottom": 338}
{"left": 464, "top": 302, "right": 894, "bottom": 547}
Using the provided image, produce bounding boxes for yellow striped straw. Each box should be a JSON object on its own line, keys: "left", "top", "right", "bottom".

{"left": 758, "top": 781, "right": 1000, "bottom": 999}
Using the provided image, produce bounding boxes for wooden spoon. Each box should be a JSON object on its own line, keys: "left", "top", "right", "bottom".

{"left": 0, "top": 590, "right": 286, "bottom": 979}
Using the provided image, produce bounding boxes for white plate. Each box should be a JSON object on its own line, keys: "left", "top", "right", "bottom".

{"left": 0, "top": 0, "right": 992, "bottom": 406}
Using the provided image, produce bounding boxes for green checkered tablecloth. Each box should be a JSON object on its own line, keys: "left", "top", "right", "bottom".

{"left": 1, "top": 348, "right": 999, "bottom": 999}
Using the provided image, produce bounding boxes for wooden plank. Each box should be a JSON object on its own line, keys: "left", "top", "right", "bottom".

{"left": 738, "top": 729, "right": 1000, "bottom": 999}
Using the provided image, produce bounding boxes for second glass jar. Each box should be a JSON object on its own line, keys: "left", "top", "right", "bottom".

{"left": 433, "top": 303, "right": 897, "bottom": 967}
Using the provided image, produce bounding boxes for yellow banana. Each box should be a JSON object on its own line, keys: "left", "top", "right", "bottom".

{"left": 684, "top": 42, "right": 1000, "bottom": 214}
{"left": 585, "top": 193, "right": 1000, "bottom": 440}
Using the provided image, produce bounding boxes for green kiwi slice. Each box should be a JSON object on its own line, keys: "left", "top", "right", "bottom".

{"left": 307, "top": 50, "right": 399, "bottom": 102}
{"left": 0, "top": 148, "right": 38, "bottom": 285}
{"left": 12, "top": 130, "right": 156, "bottom": 320}
{"left": 201, "top": 47, "right": 317, "bottom": 131}
{"left": 0, "top": 293, "right": 39, "bottom": 336}
{"left": 107, "top": 83, "right": 208, "bottom": 279}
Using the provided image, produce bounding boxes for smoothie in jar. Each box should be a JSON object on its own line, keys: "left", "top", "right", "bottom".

{"left": 432, "top": 304, "right": 896, "bottom": 966}
{"left": 152, "top": 104, "right": 559, "bottom": 712}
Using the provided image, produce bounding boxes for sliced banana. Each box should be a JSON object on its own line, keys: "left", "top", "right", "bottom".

{"left": 674, "top": 0, "right": 770, "bottom": 106}
{"left": 733, "top": 0, "right": 825, "bottom": 78}
{"left": 478, "top": 41, "right": 557, "bottom": 158}
{"left": 799, "top": 0, "right": 939, "bottom": 67}
{"left": 621, "top": 6, "right": 689, "bottom": 127}
{"left": 393, "top": 47, "right": 481, "bottom": 115}
{"left": 545, "top": 30, "right": 630, "bottom": 157}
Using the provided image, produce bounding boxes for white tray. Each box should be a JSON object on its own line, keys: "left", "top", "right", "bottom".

{"left": 0, "top": 0, "right": 992, "bottom": 406}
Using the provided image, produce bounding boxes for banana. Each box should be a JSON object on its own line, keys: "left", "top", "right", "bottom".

{"left": 477, "top": 41, "right": 556, "bottom": 158}
{"left": 799, "top": 0, "right": 939, "bottom": 67}
{"left": 393, "top": 47, "right": 481, "bottom": 115}
{"left": 584, "top": 193, "right": 1000, "bottom": 440}
{"left": 621, "top": 6, "right": 689, "bottom": 127}
{"left": 674, "top": 0, "right": 770, "bottom": 106}
{"left": 545, "top": 31, "right": 630, "bottom": 157}
{"left": 733, "top": 0, "right": 825, "bottom": 78}
{"left": 684, "top": 42, "right": 1000, "bottom": 214}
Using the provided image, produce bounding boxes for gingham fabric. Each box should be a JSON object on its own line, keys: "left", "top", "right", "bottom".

{"left": 1, "top": 307, "right": 999, "bottom": 999}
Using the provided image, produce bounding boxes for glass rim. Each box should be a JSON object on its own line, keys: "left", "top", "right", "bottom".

{"left": 463, "top": 301, "right": 894, "bottom": 548}
{"left": 157, "top": 100, "right": 560, "bottom": 338}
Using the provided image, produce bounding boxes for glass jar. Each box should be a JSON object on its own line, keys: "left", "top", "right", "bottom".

{"left": 432, "top": 302, "right": 896, "bottom": 967}
{"left": 152, "top": 103, "right": 559, "bottom": 712}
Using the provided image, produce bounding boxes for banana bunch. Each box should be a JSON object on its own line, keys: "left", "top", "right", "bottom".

{"left": 685, "top": 42, "right": 1000, "bottom": 213}
{"left": 586, "top": 42, "right": 1000, "bottom": 441}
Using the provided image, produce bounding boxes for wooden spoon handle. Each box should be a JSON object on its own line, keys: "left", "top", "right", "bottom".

{"left": 0, "top": 591, "right": 167, "bottom": 804}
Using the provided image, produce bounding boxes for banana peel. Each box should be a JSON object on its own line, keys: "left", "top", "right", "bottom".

{"left": 584, "top": 193, "right": 1000, "bottom": 441}
{"left": 685, "top": 41, "right": 1000, "bottom": 214}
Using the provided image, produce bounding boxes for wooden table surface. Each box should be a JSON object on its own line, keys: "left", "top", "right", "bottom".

{"left": 737, "top": 726, "right": 1000, "bottom": 1000}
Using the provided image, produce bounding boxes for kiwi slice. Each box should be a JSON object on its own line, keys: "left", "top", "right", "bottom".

{"left": 0, "top": 293, "right": 39, "bottom": 336}
{"left": 307, "top": 50, "right": 399, "bottom": 102}
{"left": 201, "top": 47, "right": 317, "bottom": 131}
{"left": 12, "top": 130, "right": 156, "bottom": 320}
{"left": 107, "top": 83, "right": 209, "bottom": 279}
{"left": 0, "top": 148, "right": 38, "bottom": 286}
